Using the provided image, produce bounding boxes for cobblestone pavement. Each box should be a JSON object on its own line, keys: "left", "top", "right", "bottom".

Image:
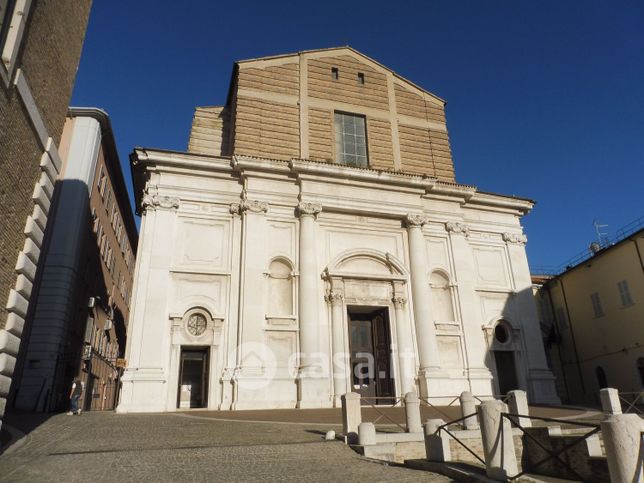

{"left": 0, "top": 412, "right": 452, "bottom": 482}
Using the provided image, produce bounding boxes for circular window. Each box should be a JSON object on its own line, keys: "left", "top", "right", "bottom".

{"left": 494, "top": 324, "right": 510, "bottom": 344}
{"left": 186, "top": 313, "right": 207, "bottom": 336}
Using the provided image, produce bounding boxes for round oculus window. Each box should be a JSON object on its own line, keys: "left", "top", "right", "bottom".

{"left": 186, "top": 313, "right": 207, "bottom": 336}
{"left": 494, "top": 324, "right": 510, "bottom": 344}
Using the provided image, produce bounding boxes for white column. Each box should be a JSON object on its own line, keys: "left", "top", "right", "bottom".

{"left": 296, "top": 202, "right": 328, "bottom": 407}
{"left": 392, "top": 294, "right": 415, "bottom": 395}
{"left": 327, "top": 289, "right": 348, "bottom": 406}
{"left": 478, "top": 400, "right": 518, "bottom": 480}
{"left": 446, "top": 222, "right": 493, "bottom": 396}
{"left": 601, "top": 413, "right": 644, "bottom": 483}
{"left": 406, "top": 214, "right": 442, "bottom": 396}
{"left": 599, "top": 387, "right": 622, "bottom": 416}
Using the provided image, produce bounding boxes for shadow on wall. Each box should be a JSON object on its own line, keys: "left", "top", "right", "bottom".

{"left": 481, "top": 286, "right": 558, "bottom": 403}
{"left": 7, "top": 178, "right": 114, "bottom": 419}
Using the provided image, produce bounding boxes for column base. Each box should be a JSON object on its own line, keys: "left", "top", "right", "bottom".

{"left": 417, "top": 368, "right": 479, "bottom": 404}
{"left": 528, "top": 368, "right": 561, "bottom": 405}
{"left": 466, "top": 367, "right": 495, "bottom": 397}
{"left": 297, "top": 369, "right": 331, "bottom": 408}
{"left": 116, "top": 367, "right": 168, "bottom": 413}
{"left": 218, "top": 368, "right": 235, "bottom": 410}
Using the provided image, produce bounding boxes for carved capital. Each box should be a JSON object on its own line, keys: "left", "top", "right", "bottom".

{"left": 240, "top": 199, "right": 269, "bottom": 214}
{"left": 297, "top": 201, "right": 322, "bottom": 219}
{"left": 141, "top": 186, "right": 180, "bottom": 213}
{"left": 405, "top": 213, "right": 429, "bottom": 228}
{"left": 392, "top": 295, "right": 407, "bottom": 308}
{"left": 445, "top": 221, "right": 470, "bottom": 237}
{"left": 502, "top": 232, "right": 527, "bottom": 245}
{"left": 229, "top": 203, "right": 241, "bottom": 216}
{"left": 325, "top": 291, "right": 344, "bottom": 306}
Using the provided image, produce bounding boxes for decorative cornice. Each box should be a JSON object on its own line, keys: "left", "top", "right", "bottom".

{"left": 240, "top": 199, "right": 269, "bottom": 214}
{"left": 296, "top": 201, "right": 322, "bottom": 219}
{"left": 405, "top": 213, "right": 429, "bottom": 227}
{"left": 141, "top": 186, "right": 180, "bottom": 213}
{"left": 392, "top": 295, "right": 407, "bottom": 308}
{"left": 502, "top": 232, "right": 528, "bottom": 245}
{"left": 325, "top": 291, "right": 344, "bottom": 305}
{"left": 445, "top": 221, "right": 470, "bottom": 237}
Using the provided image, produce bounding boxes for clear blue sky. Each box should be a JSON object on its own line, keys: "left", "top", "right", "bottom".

{"left": 71, "top": 1, "right": 644, "bottom": 271}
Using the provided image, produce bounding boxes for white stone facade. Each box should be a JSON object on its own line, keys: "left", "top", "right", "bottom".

{"left": 117, "top": 152, "right": 559, "bottom": 413}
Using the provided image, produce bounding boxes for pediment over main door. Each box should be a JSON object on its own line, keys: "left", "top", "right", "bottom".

{"left": 324, "top": 249, "right": 408, "bottom": 281}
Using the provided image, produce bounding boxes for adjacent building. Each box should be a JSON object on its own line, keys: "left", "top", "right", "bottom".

{"left": 0, "top": 0, "right": 92, "bottom": 429}
{"left": 11, "top": 108, "right": 138, "bottom": 413}
{"left": 118, "top": 47, "right": 558, "bottom": 413}
{"left": 534, "top": 221, "right": 644, "bottom": 405}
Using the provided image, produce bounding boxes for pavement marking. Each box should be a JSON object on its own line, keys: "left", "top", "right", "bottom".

{"left": 171, "top": 412, "right": 344, "bottom": 426}
{"left": 46, "top": 439, "right": 336, "bottom": 457}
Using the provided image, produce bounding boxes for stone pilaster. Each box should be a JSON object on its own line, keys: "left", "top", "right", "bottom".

{"left": 232, "top": 197, "right": 271, "bottom": 409}
{"left": 445, "top": 221, "right": 493, "bottom": 396}
{"left": 326, "top": 288, "right": 347, "bottom": 406}
{"left": 392, "top": 293, "right": 415, "bottom": 395}
{"left": 118, "top": 186, "right": 180, "bottom": 413}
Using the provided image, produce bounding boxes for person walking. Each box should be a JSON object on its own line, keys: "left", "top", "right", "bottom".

{"left": 67, "top": 377, "right": 84, "bottom": 415}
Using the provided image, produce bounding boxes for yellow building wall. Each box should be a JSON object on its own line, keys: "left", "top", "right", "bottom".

{"left": 544, "top": 235, "right": 644, "bottom": 405}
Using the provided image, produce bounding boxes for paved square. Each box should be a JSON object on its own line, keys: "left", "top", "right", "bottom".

{"left": 0, "top": 412, "right": 451, "bottom": 482}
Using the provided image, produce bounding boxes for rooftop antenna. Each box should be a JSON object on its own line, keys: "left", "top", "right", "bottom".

{"left": 593, "top": 219, "right": 609, "bottom": 248}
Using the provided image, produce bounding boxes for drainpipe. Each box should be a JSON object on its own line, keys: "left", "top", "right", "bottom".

{"left": 631, "top": 238, "right": 644, "bottom": 274}
{"left": 559, "top": 278, "right": 585, "bottom": 397}
{"left": 545, "top": 282, "right": 570, "bottom": 403}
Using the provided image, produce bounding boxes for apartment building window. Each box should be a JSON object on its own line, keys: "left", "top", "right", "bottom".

{"left": 590, "top": 292, "right": 604, "bottom": 317}
{"left": 617, "top": 280, "right": 634, "bottom": 307}
{"left": 334, "top": 112, "right": 368, "bottom": 168}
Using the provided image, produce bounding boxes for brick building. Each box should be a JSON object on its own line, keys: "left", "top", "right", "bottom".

{"left": 0, "top": 1, "right": 92, "bottom": 429}
{"left": 118, "top": 47, "right": 558, "bottom": 413}
{"left": 12, "top": 108, "right": 137, "bottom": 412}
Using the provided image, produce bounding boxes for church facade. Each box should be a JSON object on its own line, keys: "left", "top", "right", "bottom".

{"left": 117, "top": 47, "right": 558, "bottom": 412}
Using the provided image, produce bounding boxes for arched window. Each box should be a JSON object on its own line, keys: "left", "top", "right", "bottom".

{"left": 267, "top": 259, "right": 294, "bottom": 316}
{"left": 430, "top": 271, "right": 454, "bottom": 322}
{"left": 596, "top": 366, "right": 608, "bottom": 389}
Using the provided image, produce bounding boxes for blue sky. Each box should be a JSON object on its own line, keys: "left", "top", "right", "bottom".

{"left": 71, "top": 1, "right": 644, "bottom": 271}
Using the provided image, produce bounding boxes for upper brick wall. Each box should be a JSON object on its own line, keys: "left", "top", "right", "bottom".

{"left": 200, "top": 48, "right": 457, "bottom": 182}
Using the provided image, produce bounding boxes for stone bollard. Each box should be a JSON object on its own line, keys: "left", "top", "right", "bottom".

{"left": 600, "top": 413, "right": 644, "bottom": 483}
{"left": 405, "top": 391, "right": 422, "bottom": 433}
{"left": 424, "top": 418, "right": 451, "bottom": 462}
{"left": 507, "top": 390, "right": 531, "bottom": 428}
{"left": 600, "top": 388, "right": 623, "bottom": 416}
{"left": 460, "top": 391, "right": 479, "bottom": 430}
{"left": 358, "top": 422, "right": 376, "bottom": 446}
{"left": 341, "top": 392, "right": 362, "bottom": 443}
{"left": 478, "top": 400, "right": 518, "bottom": 481}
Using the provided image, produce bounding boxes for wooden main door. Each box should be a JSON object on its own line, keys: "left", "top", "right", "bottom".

{"left": 348, "top": 307, "right": 395, "bottom": 403}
